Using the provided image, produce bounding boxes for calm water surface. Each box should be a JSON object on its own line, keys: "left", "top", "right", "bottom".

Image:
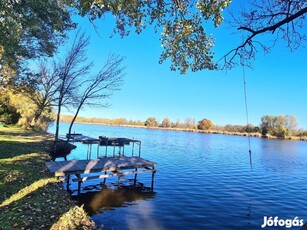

{"left": 48, "top": 123, "right": 307, "bottom": 229}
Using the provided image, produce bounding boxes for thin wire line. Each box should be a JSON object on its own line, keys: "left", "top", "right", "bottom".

{"left": 243, "top": 65, "right": 252, "bottom": 171}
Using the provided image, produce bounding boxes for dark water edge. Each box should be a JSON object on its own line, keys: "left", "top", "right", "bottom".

{"left": 73, "top": 183, "right": 156, "bottom": 215}
{"left": 49, "top": 123, "right": 307, "bottom": 230}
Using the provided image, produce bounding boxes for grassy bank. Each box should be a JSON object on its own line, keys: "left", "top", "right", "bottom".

{"left": 0, "top": 126, "right": 96, "bottom": 229}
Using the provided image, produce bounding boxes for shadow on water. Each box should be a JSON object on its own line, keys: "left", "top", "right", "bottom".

{"left": 73, "top": 182, "right": 156, "bottom": 215}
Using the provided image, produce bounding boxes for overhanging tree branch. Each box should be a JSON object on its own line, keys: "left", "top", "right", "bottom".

{"left": 238, "top": 6, "right": 307, "bottom": 35}
{"left": 219, "top": 1, "right": 307, "bottom": 69}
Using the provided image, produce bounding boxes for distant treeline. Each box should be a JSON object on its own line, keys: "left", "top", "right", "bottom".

{"left": 60, "top": 115, "right": 307, "bottom": 139}
{"left": 60, "top": 115, "right": 145, "bottom": 126}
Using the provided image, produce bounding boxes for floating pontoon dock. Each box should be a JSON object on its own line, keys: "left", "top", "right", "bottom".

{"left": 45, "top": 156, "right": 156, "bottom": 195}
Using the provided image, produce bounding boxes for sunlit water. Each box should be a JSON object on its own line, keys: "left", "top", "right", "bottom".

{"left": 48, "top": 123, "right": 307, "bottom": 230}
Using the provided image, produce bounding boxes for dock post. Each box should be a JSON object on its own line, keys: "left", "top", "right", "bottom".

{"left": 151, "top": 167, "right": 155, "bottom": 190}
{"left": 88, "top": 144, "right": 92, "bottom": 159}
{"left": 103, "top": 171, "right": 107, "bottom": 185}
{"left": 118, "top": 175, "right": 121, "bottom": 187}
{"left": 76, "top": 174, "right": 81, "bottom": 195}
{"left": 134, "top": 168, "right": 138, "bottom": 185}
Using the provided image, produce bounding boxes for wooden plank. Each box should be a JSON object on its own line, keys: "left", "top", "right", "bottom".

{"left": 45, "top": 157, "right": 156, "bottom": 176}
{"left": 67, "top": 134, "right": 100, "bottom": 143}
{"left": 71, "top": 168, "right": 155, "bottom": 183}
{"left": 45, "top": 156, "right": 157, "bottom": 194}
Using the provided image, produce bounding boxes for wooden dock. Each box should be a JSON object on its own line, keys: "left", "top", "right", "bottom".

{"left": 66, "top": 134, "right": 100, "bottom": 159}
{"left": 66, "top": 134, "right": 142, "bottom": 160}
{"left": 45, "top": 157, "right": 156, "bottom": 194}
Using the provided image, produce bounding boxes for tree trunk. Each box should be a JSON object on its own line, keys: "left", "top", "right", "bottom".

{"left": 55, "top": 98, "right": 62, "bottom": 141}
{"left": 33, "top": 106, "right": 44, "bottom": 123}
{"left": 67, "top": 100, "right": 83, "bottom": 142}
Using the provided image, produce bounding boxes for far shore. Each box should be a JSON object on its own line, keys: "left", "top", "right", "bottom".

{"left": 61, "top": 121, "right": 307, "bottom": 142}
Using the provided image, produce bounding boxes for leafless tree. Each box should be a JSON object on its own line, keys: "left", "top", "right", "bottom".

{"left": 219, "top": 0, "right": 307, "bottom": 69}
{"left": 27, "top": 30, "right": 124, "bottom": 141}
{"left": 54, "top": 31, "right": 92, "bottom": 140}
{"left": 30, "top": 62, "right": 59, "bottom": 123}
{"left": 67, "top": 54, "right": 125, "bottom": 138}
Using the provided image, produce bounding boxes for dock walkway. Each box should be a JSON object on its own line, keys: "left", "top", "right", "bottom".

{"left": 45, "top": 157, "right": 156, "bottom": 194}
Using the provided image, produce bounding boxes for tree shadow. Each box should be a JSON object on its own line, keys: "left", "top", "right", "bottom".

{"left": 0, "top": 139, "right": 95, "bottom": 229}
{"left": 0, "top": 140, "right": 51, "bottom": 159}
{"left": 0, "top": 138, "right": 54, "bottom": 203}
{"left": 0, "top": 127, "right": 96, "bottom": 229}
{"left": 0, "top": 127, "right": 50, "bottom": 138}
{"left": 0, "top": 178, "right": 95, "bottom": 229}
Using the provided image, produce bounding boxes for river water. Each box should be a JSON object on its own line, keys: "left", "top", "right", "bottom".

{"left": 48, "top": 123, "right": 307, "bottom": 229}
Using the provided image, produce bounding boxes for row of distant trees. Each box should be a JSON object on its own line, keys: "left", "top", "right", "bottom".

{"left": 60, "top": 114, "right": 305, "bottom": 139}
{"left": 144, "top": 117, "right": 214, "bottom": 130}
{"left": 60, "top": 116, "right": 144, "bottom": 127}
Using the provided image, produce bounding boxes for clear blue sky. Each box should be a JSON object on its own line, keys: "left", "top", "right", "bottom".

{"left": 59, "top": 3, "right": 307, "bottom": 129}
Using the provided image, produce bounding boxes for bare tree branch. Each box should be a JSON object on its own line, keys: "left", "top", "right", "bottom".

{"left": 54, "top": 30, "right": 92, "bottom": 140}
{"left": 219, "top": 0, "right": 307, "bottom": 69}
{"left": 67, "top": 54, "right": 125, "bottom": 137}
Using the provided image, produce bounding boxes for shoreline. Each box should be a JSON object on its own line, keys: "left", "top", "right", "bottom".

{"left": 62, "top": 121, "right": 307, "bottom": 142}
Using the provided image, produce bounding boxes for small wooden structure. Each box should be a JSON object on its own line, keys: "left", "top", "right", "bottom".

{"left": 98, "top": 136, "right": 141, "bottom": 158}
{"left": 66, "top": 134, "right": 142, "bottom": 160}
{"left": 45, "top": 157, "right": 156, "bottom": 195}
{"left": 66, "top": 134, "right": 100, "bottom": 159}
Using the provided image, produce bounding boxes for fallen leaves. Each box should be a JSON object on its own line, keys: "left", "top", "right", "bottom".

{"left": 0, "top": 127, "right": 96, "bottom": 229}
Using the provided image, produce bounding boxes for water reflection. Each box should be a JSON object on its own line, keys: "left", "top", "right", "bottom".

{"left": 259, "top": 139, "right": 300, "bottom": 172}
{"left": 73, "top": 183, "right": 156, "bottom": 215}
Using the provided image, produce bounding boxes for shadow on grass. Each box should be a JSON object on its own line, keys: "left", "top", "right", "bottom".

{"left": 0, "top": 140, "right": 52, "bottom": 159}
{"left": 0, "top": 129, "right": 55, "bottom": 201}
{"left": 0, "top": 127, "right": 96, "bottom": 229}
{"left": 0, "top": 179, "right": 95, "bottom": 229}
{"left": 0, "top": 151, "right": 51, "bottom": 203}
{"left": 0, "top": 138, "right": 56, "bottom": 203}
{"left": 0, "top": 141, "right": 95, "bottom": 229}
{"left": 0, "top": 125, "right": 49, "bottom": 138}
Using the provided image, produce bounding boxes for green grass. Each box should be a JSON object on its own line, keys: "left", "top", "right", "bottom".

{"left": 0, "top": 126, "right": 97, "bottom": 229}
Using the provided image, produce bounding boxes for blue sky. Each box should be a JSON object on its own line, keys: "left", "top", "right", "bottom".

{"left": 59, "top": 3, "right": 307, "bottom": 129}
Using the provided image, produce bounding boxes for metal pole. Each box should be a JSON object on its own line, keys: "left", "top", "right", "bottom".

{"left": 134, "top": 168, "right": 138, "bottom": 185}
{"left": 132, "top": 140, "right": 135, "bottom": 156}
{"left": 151, "top": 167, "right": 155, "bottom": 191}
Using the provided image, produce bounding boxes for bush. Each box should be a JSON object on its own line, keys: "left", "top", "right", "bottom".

{"left": 198, "top": 119, "right": 213, "bottom": 130}
{"left": 0, "top": 99, "right": 20, "bottom": 124}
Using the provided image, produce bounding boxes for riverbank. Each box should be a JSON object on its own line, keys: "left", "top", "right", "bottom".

{"left": 0, "top": 126, "right": 97, "bottom": 229}
{"left": 63, "top": 121, "right": 307, "bottom": 141}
